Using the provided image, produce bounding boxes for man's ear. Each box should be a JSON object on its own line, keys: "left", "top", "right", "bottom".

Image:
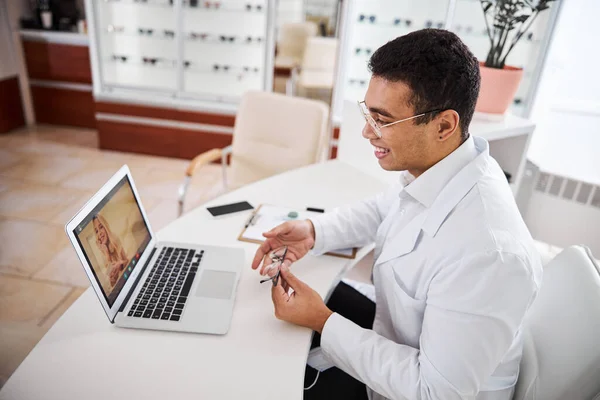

{"left": 436, "top": 110, "right": 460, "bottom": 141}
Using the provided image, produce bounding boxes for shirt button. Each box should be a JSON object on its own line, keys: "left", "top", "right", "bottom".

{"left": 399, "top": 208, "right": 406, "bottom": 216}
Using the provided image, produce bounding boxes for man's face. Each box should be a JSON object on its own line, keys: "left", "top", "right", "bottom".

{"left": 362, "top": 76, "right": 438, "bottom": 173}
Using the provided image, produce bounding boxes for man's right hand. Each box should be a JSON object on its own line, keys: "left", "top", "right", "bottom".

{"left": 251, "top": 220, "right": 316, "bottom": 275}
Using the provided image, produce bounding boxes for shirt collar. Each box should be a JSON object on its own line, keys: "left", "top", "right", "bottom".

{"left": 399, "top": 170, "right": 416, "bottom": 187}
{"left": 403, "top": 135, "right": 478, "bottom": 208}
{"left": 422, "top": 136, "right": 492, "bottom": 237}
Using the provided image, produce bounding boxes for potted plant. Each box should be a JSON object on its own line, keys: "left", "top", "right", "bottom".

{"left": 476, "top": 0, "right": 557, "bottom": 114}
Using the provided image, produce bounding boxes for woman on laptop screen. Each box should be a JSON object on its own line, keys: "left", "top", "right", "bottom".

{"left": 93, "top": 213, "right": 128, "bottom": 286}
{"left": 75, "top": 177, "right": 152, "bottom": 305}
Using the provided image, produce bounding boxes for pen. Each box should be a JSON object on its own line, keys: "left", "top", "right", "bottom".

{"left": 244, "top": 212, "right": 256, "bottom": 228}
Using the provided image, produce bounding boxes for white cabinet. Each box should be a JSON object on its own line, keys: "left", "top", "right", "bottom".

{"left": 86, "top": 0, "right": 275, "bottom": 111}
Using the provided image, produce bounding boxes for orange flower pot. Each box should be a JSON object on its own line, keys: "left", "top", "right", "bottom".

{"left": 475, "top": 62, "right": 524, "bottom": 114}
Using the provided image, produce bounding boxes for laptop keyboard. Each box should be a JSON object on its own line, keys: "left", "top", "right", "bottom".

{"left": 127, "top": 246, "right": 203, "bottom": 322}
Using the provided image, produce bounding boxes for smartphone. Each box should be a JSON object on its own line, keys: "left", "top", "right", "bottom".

{"left": 206, "top": 201, "right": 254, "bottom": 217}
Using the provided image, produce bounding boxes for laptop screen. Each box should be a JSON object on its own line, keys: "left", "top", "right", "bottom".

{"left": 73, "top": 176, "right": 152, "bottom": 307}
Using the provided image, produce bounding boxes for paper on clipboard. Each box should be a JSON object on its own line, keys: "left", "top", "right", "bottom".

{"left": 238, "top": 204, "right": 356, "bottom": 259}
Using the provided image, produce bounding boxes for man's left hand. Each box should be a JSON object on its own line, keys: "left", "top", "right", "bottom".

{"left": 272, "top": 265, "right": 333, "bottom": 334}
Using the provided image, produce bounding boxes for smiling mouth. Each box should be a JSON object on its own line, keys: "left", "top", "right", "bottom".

{"left": 373, "top": 145, "right": 390, "bottom": 154}
{"left": 372, "top": 145, "right": 390, "bottom": 155}
{"left": 372, "top": 144, "right": 391, "bottom": 160}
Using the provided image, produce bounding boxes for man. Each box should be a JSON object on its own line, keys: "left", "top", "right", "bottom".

{"left": 252, "top": 29, "right": 542, "bottom": 400}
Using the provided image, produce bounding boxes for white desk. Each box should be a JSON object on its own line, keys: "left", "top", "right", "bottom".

{"left": 0, "top": 161, "right": 386, "bottom": 400}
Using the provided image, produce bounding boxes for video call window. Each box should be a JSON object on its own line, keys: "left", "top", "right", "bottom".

{"left": 74, "top": 177, "right": 151, "bottom": 306}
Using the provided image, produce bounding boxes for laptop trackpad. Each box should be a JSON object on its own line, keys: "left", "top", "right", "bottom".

{"left": 195, "top": 270, "right": 236, "bottom": 300}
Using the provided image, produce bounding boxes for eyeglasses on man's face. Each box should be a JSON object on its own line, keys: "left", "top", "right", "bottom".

{"left": 358, "top": 101, "right": 442, "bottom": 138}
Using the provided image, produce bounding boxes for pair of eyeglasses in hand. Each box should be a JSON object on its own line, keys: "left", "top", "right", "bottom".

{"left": 259, "top": 246, "right": 288, "bottom": 287}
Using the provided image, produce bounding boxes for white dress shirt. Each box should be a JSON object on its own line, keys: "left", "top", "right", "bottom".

{"left": 310, "top": 136, "right": 543, "bottom": 400}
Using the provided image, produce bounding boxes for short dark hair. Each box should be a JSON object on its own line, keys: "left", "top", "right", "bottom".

{"left": 368, "top": 29, "right": 480, "bottom": 139}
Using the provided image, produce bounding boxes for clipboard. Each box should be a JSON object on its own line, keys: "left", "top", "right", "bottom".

{"left": 237, "top": 204, "right": 357, "bottom": 259}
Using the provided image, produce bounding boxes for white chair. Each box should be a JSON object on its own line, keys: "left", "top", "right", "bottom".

{"left": 274, "top": 22, "right": 318, "bottom": 70}
{"left": 178, "top": 91, "right": 330, "bottom": 216}
{"left": 513, "top": 245, "right": 600, "bottom": 400}
{"left": 291, "top": 37, "right": 338, "bottom": 102}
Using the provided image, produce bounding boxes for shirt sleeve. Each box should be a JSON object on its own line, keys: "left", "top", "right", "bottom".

{"left": 320, "top": 250, "right": 539, "bottom": 400}
{"left": 309, "top": 186, "right": 396, "bottom": 255}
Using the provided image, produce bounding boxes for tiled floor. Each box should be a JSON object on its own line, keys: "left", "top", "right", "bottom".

{"left": 0, "top": 124, "right": 564, "bottom": 389}
{"left": 0, "top": 125, "right": 224, "bottom": 388}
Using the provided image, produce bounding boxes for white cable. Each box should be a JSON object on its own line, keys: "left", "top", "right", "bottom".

{"left": 304, "top": 370, "right": 320, "bottom": 390}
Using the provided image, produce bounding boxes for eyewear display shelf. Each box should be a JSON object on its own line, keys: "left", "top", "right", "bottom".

{"left": 85, "top": 0, "right": 276, "bottom": 158}
{"left": 87, "top": 0, "right": 275, "bottom": 108}
{"left": 331, "top": 0, "right": 561, "bottom": 124}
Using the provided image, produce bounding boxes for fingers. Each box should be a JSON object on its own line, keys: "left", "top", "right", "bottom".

{"left": 259, "top": 245, "right": 291, "bottom": 275}
{"left": 271, "top": 275, "right": 290, "bottom": 309}
{"left": 269, "top": 259, "right": 291, "bottom": 278}
{"left": 251, "top": 240, "right": 273, "bottom": 270}
{"left": 263, "top": 221, "right": 291, "bottom": 238}
{"left": 259, "top": 253, "right": 275, "bottom": 275}
{"left": 278, "top": 265, "right": 305, "bottom": 293}
{"left": 281, "top": 276, "right": 290, "bottom": 293}
{"left": 262, "top": 262, "right": 278, "bottom": 277}
{"left": 261, "top": 255, "right": 294, "bottom": 276}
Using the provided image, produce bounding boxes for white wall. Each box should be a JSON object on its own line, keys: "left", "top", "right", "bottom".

{"left": 529, "top": 111, "right": 600, "bottom": 186}
{"left": 526, "top": 191, "right": 600, "bottom": 256}
{"left": 0, "top": 1, "right": 19, "bottom": 79}
{"left": 524, "top": 0, "right": 600, "bottom": 253}
{"left": 2, "top": 0, "right": 35, "bottom": 125}
{"left": 528, "top": 0, "right": 600, "bottom": 181}
{"left": 6, "top": 0, "right": 31, "bottom": 30}
{"left": 542, "top": 0, "right": 600, "bottom": 108}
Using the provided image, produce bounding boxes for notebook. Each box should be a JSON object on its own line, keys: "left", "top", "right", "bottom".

{"left": 237, "top": 204, "right": 357, "bottom": 259}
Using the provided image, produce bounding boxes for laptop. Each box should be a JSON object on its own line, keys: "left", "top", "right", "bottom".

{"left": 65, "top": 165, "right": 244, "bottom": 335}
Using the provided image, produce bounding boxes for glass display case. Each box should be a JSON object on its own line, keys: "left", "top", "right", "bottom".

{"left": 86, "top": 0, "right": 275, "bottom": 108}
{"left": 332, "top": 0, "right": 561, "bottom": 121}
{"left": 305, "top": 0, "right": 340, "bottom": 36}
